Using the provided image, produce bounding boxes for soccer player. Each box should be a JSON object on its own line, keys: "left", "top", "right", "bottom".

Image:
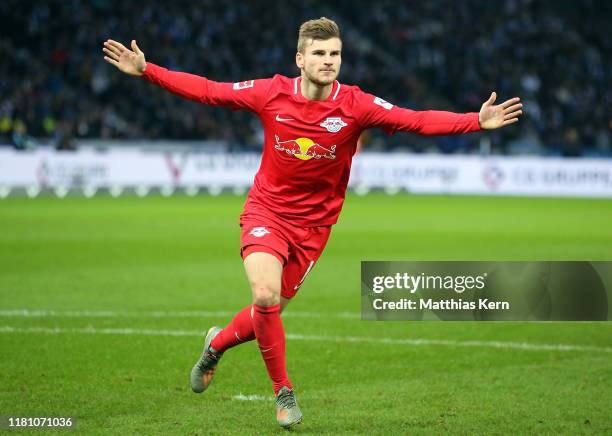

{"left": 103, "top": 17, "right": 522, "bottom": 428}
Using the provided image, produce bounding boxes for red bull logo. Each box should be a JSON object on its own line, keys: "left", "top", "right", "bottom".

{"left": 274, "top": 134, "right": 336, "bottom": 160}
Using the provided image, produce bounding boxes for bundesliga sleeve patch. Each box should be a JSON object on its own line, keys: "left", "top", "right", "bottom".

{"left": 373, "top": 96, "right": 393, "bottom": 110}
{"left": 233, "top": 80, "right": 254, "bottom": 90}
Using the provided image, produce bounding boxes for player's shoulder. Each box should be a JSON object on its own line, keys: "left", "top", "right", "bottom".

{"left": 339, "top": 83, "right": 396, "bottom": 113}
{"left": 267, "top": 74, "right": 297, "bottom": 93}
{"left": 343, "top": 83, "right": 378, "bottom": 98}
{"left": 335, "top": 82, "right": 372, "bottom": 106}
{"left": 243, "top": 74, "right": 298, "bottom": 101}
{"left": 337, "top": 82, "right": 362, "bottom": 94}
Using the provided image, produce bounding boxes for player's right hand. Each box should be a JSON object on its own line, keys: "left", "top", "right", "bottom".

{"left": 103, "top": 39, "right": 146, "bottom": 76}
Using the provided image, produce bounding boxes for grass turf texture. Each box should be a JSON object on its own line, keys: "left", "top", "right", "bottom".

{"left": 1, "top": 193, "right": 611, "bottom": 434}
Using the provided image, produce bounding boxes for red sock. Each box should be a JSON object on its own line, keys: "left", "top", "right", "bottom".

{"left": 252, "top": 303, "right": 292, "bottom": 395}
{"left": 210, "top": 305, "right": 256, "bottom": 353}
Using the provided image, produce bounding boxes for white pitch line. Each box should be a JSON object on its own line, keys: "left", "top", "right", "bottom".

{"left": 0, "top": 325, "right": 201, "bottom": 337}
{"left": 232, "top": 394, "right": 274, "bottom": 401}
{"left": 1, "top": 325, "right": 611, "bottom": 354}
{"left": 0, "top": 309, "right": 359, "bottom": 319}
{"left": 286, "top": 334, "right": 612, "bottom": 353}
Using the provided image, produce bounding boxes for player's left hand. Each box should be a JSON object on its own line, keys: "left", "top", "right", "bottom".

{"left": 478, "top": 92, "right": 523, "bottom": 130}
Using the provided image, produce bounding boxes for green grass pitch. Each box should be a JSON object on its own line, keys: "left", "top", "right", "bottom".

{"left": 1, "top": 193, "right": 611, "bottom": 434}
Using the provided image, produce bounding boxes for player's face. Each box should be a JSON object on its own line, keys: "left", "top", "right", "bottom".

{"left": 296, "top": 37, "right": 342, "bottom": 86}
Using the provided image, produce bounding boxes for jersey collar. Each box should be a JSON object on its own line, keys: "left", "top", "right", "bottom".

{"left": 294, "top": 77, "right": 341, "bottom": 102}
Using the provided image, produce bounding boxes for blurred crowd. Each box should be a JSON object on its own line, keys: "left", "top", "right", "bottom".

{"left": 1, "top": 0, "right": 610, "bottom": 156}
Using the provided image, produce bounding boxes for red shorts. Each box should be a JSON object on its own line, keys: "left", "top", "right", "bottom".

{"left": 240, "top": 211, "right": 331, "bottom": 299}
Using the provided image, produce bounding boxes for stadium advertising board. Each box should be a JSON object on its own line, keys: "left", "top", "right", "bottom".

{"left": 0, "top": 148, "right": 610, "bottom": 198}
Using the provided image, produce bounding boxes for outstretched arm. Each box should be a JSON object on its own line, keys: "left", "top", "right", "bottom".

{"left": 356, "top": 91, "right": 523, "bottom": 135}
{"left": 103, "top": 39, "right": 146, "bottom": 76}
{"left": 101, "top": 39, "right": 271, "bottom": 112}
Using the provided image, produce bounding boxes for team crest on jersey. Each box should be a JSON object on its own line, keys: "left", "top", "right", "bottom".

{"left": 373, "top": 96, "right": 393, "bottom": 110}
{"left": 233, "top": 80, "right": 254, "bottom": 90}
{"left": 249, "top": 227, "right": 270, "bottom": 237}
{"left": 274, "top": 134, "right": 336, "bottom": 161}
{"left": 320, "top": 117, "right": 348, "bottom": 133}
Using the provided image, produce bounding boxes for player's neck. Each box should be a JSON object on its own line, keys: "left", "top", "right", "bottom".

{"left": 300, "top": 76, "right": 333, "bottom": 101}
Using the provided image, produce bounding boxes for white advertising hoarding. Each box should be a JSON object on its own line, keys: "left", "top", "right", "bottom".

{"left": 349, "top": 154, "right": 612, "bottom": 197}
{"left": 0, "top": 148, "right": 610, "bottom": 198}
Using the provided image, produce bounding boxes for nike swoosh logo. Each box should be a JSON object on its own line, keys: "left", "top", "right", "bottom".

{"left": 276, "top": 115, "right": 294, "bottom": 122}
{"left": 260, "top": 347, "right": 273, "bottom": 353}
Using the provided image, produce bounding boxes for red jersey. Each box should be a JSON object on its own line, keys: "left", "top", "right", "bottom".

{"left": 142, "top": 63, "right": 481, "bottom": 226}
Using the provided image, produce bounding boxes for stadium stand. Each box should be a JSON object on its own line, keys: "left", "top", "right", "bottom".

{"left": 0, "top": 0, "right": 610, "bottom": 156}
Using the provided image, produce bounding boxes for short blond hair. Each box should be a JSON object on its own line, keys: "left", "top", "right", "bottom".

{"left": 297, "top": 17, "right": 341, "bottom": 53}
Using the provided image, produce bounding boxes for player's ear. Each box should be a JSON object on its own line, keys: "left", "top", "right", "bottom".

{"left": 295, "top": 52, "right": 304, "bottom": 69}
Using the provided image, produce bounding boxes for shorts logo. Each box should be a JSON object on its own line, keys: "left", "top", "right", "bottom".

{"left": 373, "top": 96, "right": 393, "bottom": 110}
{"left": 249, "top": 227, "right": 270, "bottom": 237}
{"left": 274, "top": 134, "right": 336, "bottom": 161}
{"left": 233, "top": 80, "right": 254, "bottom": 90}
{"left": 320, "top": 117, "right": 348, "bottom": 133}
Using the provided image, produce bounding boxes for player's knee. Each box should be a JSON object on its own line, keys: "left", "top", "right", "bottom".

{"left": 251, "top": 283, "right": 280, "bottom": 307}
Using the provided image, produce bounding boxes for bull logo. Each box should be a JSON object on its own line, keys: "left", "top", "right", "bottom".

{"left": 274, "top": 134, "right": 336, "bottom": 160}
{"left": 320, "top": 117, "right": 348, "bottom": 133}
{"left": 248, "top": 227, "right": 270, "bottom": 237}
